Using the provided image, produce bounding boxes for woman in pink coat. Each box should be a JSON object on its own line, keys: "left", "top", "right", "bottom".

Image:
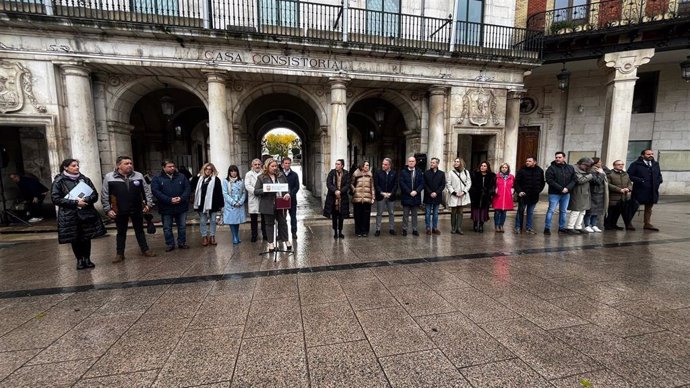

{"left": 492, "top": 163, "right": 515, "bottom": 233}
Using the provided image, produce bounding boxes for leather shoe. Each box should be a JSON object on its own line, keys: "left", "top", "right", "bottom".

{"left": 338, "top": 233, "right": 345, "bottom": 239}
{"left": 84, "top": 258, "right": 95, "bottom": 268}
{"left": 142, "top": 250, "right": 157, "bottom": 257}
{"left": 402, "top": 230, "right": 408, "bottom": 236}
{"left": 178, "top": 244, "right": 190, "bottom": 249}
{"left": 202, "top": 236, "right": 209, "bottom": 246}
{"left": 426, "top": 229, "right": 432, "bottom": 235}
{"left": 432, "top": 229, "right": 441, "bottom": 235}
{"left": 209, "top": 236, "right": 217, "bottom": 245}
{"left": 76, "top": 258, "right": 87, "bottom": 270}
{"left": 165, "top": 246, "right": 175, "bottom": 252}
{"left": 643, "top": 225, "right": 659, "bottom": 231}
{"left": 412, "top": 230, "right": 420, "bottom": 236}
{"left": 389, "top": 230, "right": 396, "bottom": 235}
{"left": 375, "top": 230, "right": 381, "bottom": 236}
{"left": 112, "top": 254, "right": 125, "bottom": 263}
{"left": 625, "top": 224, "right": 636, "bottom": 231}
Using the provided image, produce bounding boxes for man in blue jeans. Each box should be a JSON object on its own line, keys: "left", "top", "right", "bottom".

{"left": 544, "top": 152, "right": 576, "bottom": 235}
{"left": 151, "top": 160, "right": 191, "bottom": 251}
{"left": 514, "top": 156, "right": 545, "bottom": 234}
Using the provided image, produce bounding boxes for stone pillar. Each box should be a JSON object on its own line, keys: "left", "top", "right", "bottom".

{"left": 504, "top": 90, "right": 522, "bottom": 170}
{"left": 329, "top": 76, "right": 349, "bottom": 169}
{"left": 600, "top": 49, "right": 655, "bottom": 164}
{"left": 427, "top": 86, "right": 446, "bottom": 168}
{"left": 61, "top": 63, "right": 103, "bottom": 199}
{"left": 205, "top": 72, "right": 232, "bottom": 173}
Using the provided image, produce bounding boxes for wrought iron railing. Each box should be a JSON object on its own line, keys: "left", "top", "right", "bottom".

{"left": 1, "top": 0, "right": 542, "bottom": 60}
{"left": 527, "top": 0, "right": 690, "bottom": 36}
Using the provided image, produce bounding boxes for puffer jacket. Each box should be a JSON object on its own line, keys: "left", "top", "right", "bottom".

{"left": 567, "top": 165, "right": 593, "bottom": 211}
{"left": 545, "top": 161, "right": 576, "bottom": 195}
{"left": 51, "top": 173, "right": 106, "bottom": 244}
{"left": 514, "top": 165, "right": 545, "bottom": 205}
{"left": 350, "top": 169, "right": 375, "bottom": 204}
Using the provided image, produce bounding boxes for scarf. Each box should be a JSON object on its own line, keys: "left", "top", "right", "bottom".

{"left": 499, "top": 172, "right": 509, "bottom": 180}
{"left": 62, "top": 171, "right": 80, "bottom": 180}
{"left": 335, "top": 170, "right": 342, "bottom": 209}
{"left": 194, "top": 175, "right": 216, "bottom": 213}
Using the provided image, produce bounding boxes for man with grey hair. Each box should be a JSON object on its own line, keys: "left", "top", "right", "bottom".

{"left": 399, "top": 155, "right": 424, "bottom": 236}
{"left": 374, "top": 157, "right": 398, "bottom": 236}
{"left": 245, "top": 158, "right": 266, "bottom": 242}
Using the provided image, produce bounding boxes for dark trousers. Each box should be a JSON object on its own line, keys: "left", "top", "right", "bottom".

{"left": 353, "top": 203, "right": 371, "bottom": 235}
{"left": 70, "top": 239, "right": 92, "bottom": 260}
{"left": 331, "top": 210, "right": 344, "bottom": 232}
{"left": 288, "top": 202, "right": 298, "bottom": 235}
{"left": 264, "top": 210, "right": 288, "bottom": 243}
{"left": 250, "top": 213, "right": 268, "bottom": 240}
{"left": 606, "top": 200, "right": 638, "bottom": 227}
{"left": 28, "top": 195, "right": 45, "bottom": 218}
{"left": 115, "top": 212, "right": 149, "bottom": 254}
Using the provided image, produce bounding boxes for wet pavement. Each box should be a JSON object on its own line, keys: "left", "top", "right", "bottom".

{"left": 0, "top": 197, "right": 689, "bottom": 387}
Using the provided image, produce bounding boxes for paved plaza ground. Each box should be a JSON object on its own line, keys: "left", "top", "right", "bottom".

{"left": 0, "top": 197, "right": 689, "bottom": 387}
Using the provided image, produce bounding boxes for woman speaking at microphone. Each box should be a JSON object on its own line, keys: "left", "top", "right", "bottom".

{"left": 254, "top": 158, "right": 291, "bottom": 253}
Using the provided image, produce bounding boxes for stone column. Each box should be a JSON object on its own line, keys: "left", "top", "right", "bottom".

{"left": 600, "top": 48, "right": 655, "bottom": 164}
{"left": 504, "top": 90, "right": 522, "bottom": 170}
{"left": 329, "top": 76, "right": 349, "bottom": 169}
{"left": 205, "top": 72, "right": 232, "bottom": 173}
{"left": 61, "top": 63, "right": 103, "bottom": 199}
{"left": 427, "top": 86, "right": 446, "bottom": 168}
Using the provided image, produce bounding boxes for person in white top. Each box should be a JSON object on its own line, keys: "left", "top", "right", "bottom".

{"left": 244, "top": 159, "right": 266, "bottom": 242}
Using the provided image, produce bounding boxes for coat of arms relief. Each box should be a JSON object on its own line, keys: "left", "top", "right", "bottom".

{"left": 459, "top": 88, "right": 500, "bottom": 127}
{"left": 0, "top": 61, "right": 46, "bottom": 114}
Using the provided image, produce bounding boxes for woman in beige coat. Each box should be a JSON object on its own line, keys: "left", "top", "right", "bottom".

{"left": 445, "top": 158, "right": 472, "bottom": 234}
{"left": 351, "top": 161, "right": 376, "bottom": 237}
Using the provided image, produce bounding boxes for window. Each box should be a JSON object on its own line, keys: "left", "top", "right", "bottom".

{"left": 626, "top": 140, "right": 651, "bottom": 168}
{"left": 455, "top": 0, "right": 483, "bottom": 45}
{"left": 632, "top": 72, "right": 659, "bottom": 114}
{"left": 259, "top": 0, "right": 298, "bottom": 28}
{"left": 366, "top": 0, "right": 400, "bottom": 37}
{"left": 133, "top": 0, "right": 179, "bottom": 16}
{"left": 553, "top": 0, "right": 588, "bottom": 23}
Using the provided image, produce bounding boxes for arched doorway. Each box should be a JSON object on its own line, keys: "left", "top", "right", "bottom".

{"left": 347, "top": 98, "right": 407, "bottom": 172}
{"left": 129, "top": 87, "right": 209, "bottom": 177}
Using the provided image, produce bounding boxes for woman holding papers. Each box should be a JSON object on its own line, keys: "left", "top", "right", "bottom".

{"left": 254, "top": 158, "right": 291, "bottom": 253}
{"left": 51, "top": 159, "right": 106, "bottom": 270}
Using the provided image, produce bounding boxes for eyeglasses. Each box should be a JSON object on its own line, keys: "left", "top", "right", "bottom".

{"left": 205, "top": 167, "right": 213, "bottom": 171}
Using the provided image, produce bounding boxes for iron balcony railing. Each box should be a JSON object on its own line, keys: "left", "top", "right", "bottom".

{"left": 1, "top": 0, "right": 542, "bottom": 60}
{"left": 527, "top": 0, "right": 690, "bottom": 36}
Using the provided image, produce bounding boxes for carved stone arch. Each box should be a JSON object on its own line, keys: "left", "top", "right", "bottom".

{"left": 108, "top": 76, "right": 208, "bottom": 123}
{"left": 231, "top": 83, "right": 328, "bottom": 130}
{"left": 347, "top": 89, "right": 420, "bottom": 133}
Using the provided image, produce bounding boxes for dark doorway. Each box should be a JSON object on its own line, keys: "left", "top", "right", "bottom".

{"left": 517, "top": 126, "right": 540, "bottom": 168}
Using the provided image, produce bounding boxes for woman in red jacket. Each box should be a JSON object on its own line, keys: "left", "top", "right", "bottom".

{"left": 492, "top": 163, "right": 515, "bottom": 233}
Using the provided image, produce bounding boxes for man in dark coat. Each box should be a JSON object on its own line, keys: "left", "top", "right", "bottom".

{"left": 423, "top": 157, "right": 446, "bottom": 235}
{"left": 282, "top": 157, "right": 300, "bottom": 239}
{"left": 399, "top": 155, "right": 424, "bottom": 236}
{"left": 152, "top": 160, "right": 191, "bottom": 251}
{"left": 627, "top": 148, "right": 663, "bottom": 231}
{"left": 374, "top": 158, "right": 398, "bottom": 236}
{"left": 9, "top": 173, "right": 49, "bottom": 222}
{"left": 543, "top": 151, "right": 576, "bottom": 235}
{"left": 513, "top": 156, "right": 545, "bottom": 234}
{"left": 324, "top": 159, "right": 350, "bottom": 239}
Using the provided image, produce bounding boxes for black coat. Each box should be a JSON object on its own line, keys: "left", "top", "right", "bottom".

{"left": 283, "top": 169, "right": 300, "bottom": 206}
{"left": 51, "top": 174, "right": 106, "bottom": 244}
{"left": 374, "top": 169, "right": 398, "bottom": 201}
{"left": 627, "top": 157, "right": 663, "bottom": 204}
{"left": 323, "top": 169, "right": 350, "bottom": 218}
{"left": 151, "top": 171, "right": 191, "bottom": 215}
{"left": 545, "top": 161, "right": 576, "bottom": 195}
{"left": 399, "top": 168, "right": 424, "bottom": 206}
{"left": 423, "top": 169, "right": 446, "bottom": 205}
{"left": 514, "top": 165, "right": 545, "bottom": 204}
{"left": 191, "top": 176, "right": 224, "bottom": 213}
{"left": 469, "top": 171, "right": 496, "bottom": 210}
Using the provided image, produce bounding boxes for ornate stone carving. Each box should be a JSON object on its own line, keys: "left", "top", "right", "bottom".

{"left": 314, "top": 86, "right": 326, "bottom": 97}
{"left": 0, "top": 61, "right": 46, "bottom": 114}
{"left": 232, "top": 81, "right": 243, "bottom": 92}
{"left": 459, "top": 88, "right": 498, "bottom": 127}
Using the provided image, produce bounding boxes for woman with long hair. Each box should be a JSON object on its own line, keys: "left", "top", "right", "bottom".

{"left": 469, "top": 161, "right": 496, "bottom": 233}
{"left": 51, "top": 159, "right": 106, "bottom": 270}
{"left": 254, "top": 158, "right": 291, "bottom": 253}
{"left": 492, "top": 163, "right": 515, "bottom": 233}
{"left": 324, "top": 159, "right": 350, "bottom": 239}
{"left": 446, "top": 157, "right": 472, "bottom": 234}
{"left": 192, "top": 162, "right": 224, "bottom": 246}
{"left": 350, "top": 160, "right": 375, "bottom": 237}
{"left": 222, "top": 165, "right": 246, "bottom": 244}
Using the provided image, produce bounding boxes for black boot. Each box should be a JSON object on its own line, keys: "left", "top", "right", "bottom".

{"left": 76, "top": 257, "right": 87, "bottom": 270}
{"left": 334, "top": 230, "right": 338, "bottom": 239}
{"left": 479, "top": 222, "right": 484, "bottom": 233}
{"left": 84, "top": 258, "right": 95, "bottom": 268}
{"left": 473, "top": 222, "right": 478, "bottom": 232}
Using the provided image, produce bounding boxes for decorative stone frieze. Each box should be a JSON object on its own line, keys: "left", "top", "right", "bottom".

{"left": 0, "top": 61, "right": 46, "bottom": 114}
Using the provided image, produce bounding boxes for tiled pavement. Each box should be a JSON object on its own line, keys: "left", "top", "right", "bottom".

{"left": 0, "top": 199, "right": 689, "bottom": 387}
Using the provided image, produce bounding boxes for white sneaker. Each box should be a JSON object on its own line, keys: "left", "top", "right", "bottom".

{"left": 28, "top": 217, "right": 42, "bottom": 223}
{"left": 592, "top": 226, "right": 602, "bottom": 233}
{"left": 584, "top": 226, "right": 594, "bottom": 233}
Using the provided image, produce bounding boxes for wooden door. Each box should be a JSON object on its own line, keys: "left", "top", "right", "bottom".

{"left": 516, "top": 126, "right": 540, "bottom": 169}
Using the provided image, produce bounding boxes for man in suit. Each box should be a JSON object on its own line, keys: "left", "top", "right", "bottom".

{"left": 399, "top": 156, "right": 424, "bottom": 236}
{"left": 374, "top": 158, "right": 398, "bottom": 236}
{"left": 627, "top": 148, "right": 663, "bottom": 231}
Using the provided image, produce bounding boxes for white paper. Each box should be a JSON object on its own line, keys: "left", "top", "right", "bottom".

{"left": 64, "top": 181, "right": 94, "bottom": 200}
{"left": 262, "top": 183, "right": 289, "bottom": 193}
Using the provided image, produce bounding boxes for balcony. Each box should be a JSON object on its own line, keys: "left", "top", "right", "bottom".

{"left": 0, "top": 0, "right": 542, "bottom": 62}
{"left": 527, "top": 0, "right": 690, "bottom": 36}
